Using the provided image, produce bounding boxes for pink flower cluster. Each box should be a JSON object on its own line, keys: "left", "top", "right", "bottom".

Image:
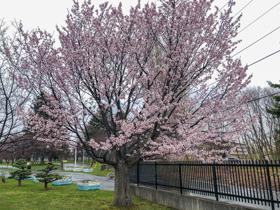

{"left": 5, "top": 0, "right": 250, "bottom": 161}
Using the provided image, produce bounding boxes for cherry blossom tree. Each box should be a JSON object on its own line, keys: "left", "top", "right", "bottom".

{"left": 4, "top": 0, "right": 251, "bottom": 206}
{"left": 25, "top": 92, "right": 69, "bottom": 145}
{"left": 0, "top": 21, "right": 29, "bottom": 153}
{"left": 24, "top": 91, "right": 70, "bottom": 169}
{"left": 0, "top": 132, "right": 70, "bottom": 164}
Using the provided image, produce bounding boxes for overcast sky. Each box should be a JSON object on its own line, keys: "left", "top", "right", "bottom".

{"left": 0, "top": 0, "right": 279, "bottom": 87}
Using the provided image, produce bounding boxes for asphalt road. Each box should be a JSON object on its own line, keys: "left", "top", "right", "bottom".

{"left": 57, "top": 171, "right": 114, "bottom": 191}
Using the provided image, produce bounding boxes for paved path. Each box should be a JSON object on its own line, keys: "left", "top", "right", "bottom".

{"left": 1, "top": 163, "right": 115, "bottom": 191}
{"left": 57, "top": 171, "right": 114, "bottom": 191}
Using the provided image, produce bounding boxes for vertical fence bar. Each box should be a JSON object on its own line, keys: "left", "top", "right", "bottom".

{"left": 179, "top": 163, "right": 183, "bottom": 194}
{"left": 271, "top": 161, "right": 278, "bottom": 204}
{"left": 263, "top": 160, "right": 270, "bottom": 206}
{"left": 272, "top": 160, "right": 279, "bottom": 207}
{"left": 155, "top": 161, "right": 158, "bottom": 190}
{"left": 244, "top": 160, "right": 254, "bottom": 203}
{"left": 276, "top": 161, "right": 280, "bottom": 208}
{"left": 232, "top": 163, "right": 237, "bottom": 200}
{"left": 233, "top": 161, "right": 241, "bottom": 202}
{"left": 265, "top": 160, "right": 275, "bottom": 210}
{"left": 253, "top": 160, "right": 261, "bottom": 205}
{"left": 137, "top": 161, "right": 140, "bottom": 186}
{"left": 208, "top": 164, "right": 213, "bottom": 197}
{"left": 260, "top": 160, "right": 267, "bottom": 205}
{"left": 249, "top": 160, "right": 257, "bottom": 204}
{"left": 212, "top": 161, "right": 219, "bottom": 201}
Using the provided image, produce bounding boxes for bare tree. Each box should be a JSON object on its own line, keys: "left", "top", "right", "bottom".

{"left": 0, "top": 21, "right": 28, "bottom": 152}
{"left": 241, "top": 87, "right": 280, "bottom": 160}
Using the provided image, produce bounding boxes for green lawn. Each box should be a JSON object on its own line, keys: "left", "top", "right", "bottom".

{"left": 91, "top": 162, "right": 113, "bottom": 177}
{"left": 0, "top": 180, "right": 172, "bottom": 210}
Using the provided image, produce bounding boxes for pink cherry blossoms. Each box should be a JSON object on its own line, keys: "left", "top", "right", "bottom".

{"left": 24, "top": 92, "right": 70, "bottom": 148}
{"left": 4, "top": 0, "right": 250, "bottom": 163}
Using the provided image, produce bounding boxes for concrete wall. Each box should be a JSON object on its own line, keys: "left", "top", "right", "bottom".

{"left": 130, "top": 185, "right": 264, "bottom": 210}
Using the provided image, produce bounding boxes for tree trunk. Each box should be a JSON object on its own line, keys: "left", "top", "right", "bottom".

{"left": 1, "top": 176, "right": 6, "bottom": 183}
{"left": 114, "top": 160, "right": 132, "bottom": 207}
{"left": 44, "top": 182, "right": 48, "bottom": 190}
{"left": 18, "top": 179, "right": 21, "bottom": 186}
{"left": 275, "top": 133, "right": 280, "bottom": 159}
{"left": 40, "top": 156, "right": 45, "bottom": 165}
{"left": 48, "top": 156, "right": 53, "bottom": 162}
{"left": 60, "top": 157, "right": 64, "bottom": 171}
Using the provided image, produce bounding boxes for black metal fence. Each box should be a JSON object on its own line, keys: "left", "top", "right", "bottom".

{"left": 129, "top": 160, "right": 280, "bottom": 210}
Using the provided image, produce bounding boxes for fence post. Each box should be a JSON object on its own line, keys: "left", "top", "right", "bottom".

{"left": 212, "top": 161, "right": 219, "bottom": 201}
{"left": 155, "top": 161, "right": 158, "bottom": 190}
{"left": 265, "top": 160, "right": 275, "bottom": 210}
{"left": 179, "top": 163, "right": 183, "bottom": 194}
{"left": 137, "top": 161, "right": 140, "bottom": 186}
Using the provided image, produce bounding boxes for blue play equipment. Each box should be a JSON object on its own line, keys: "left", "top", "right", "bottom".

{"left": 77, "top": 181, "right": 101, "bottom": 191}
{"left": 52, "top": 177, "right": 72, "bottom": 186}
{"left": 26, "top": 175, "right": 39, "bottom": 183}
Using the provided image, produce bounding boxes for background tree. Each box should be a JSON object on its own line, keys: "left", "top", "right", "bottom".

{"left": 25, "top": 92, "right": 70, "bottom": 169}
{"left": 0, "top": 132, "right": 70, "bottom": 165}
{"left": 4, "top": 0, "right": 251, "bottom": 206}
{"left": 36, "top": 162, "right": 61, "bottom": 190}
{"left": 86, "top": 115, "right": 107, "bottom": 143}
{"left": 10, "top": 159, "right": 32, "bottom": 186}
{"left": 240, "top": 87, "right": 280, "bottom": 160}
{"left": 267, "top": 82, "right": 280, "bottom": 157}
{"left": 0, "top": 21, "right": 28, "bottom": 153}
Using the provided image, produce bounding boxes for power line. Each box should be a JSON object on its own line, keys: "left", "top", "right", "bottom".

{"left": 246, "top": 91, "right": 280, "bottom": 103}
{"left": 248, "top": 49, "right": 280, "bottom": 67}
{"left": 239, "top": 1, "right": 280, "bottom": 34}
{"left": 225, "top": 91, "right": 280, "bottom": 112}
{"left": 219, "top": 2, "right": 229, "bottom": 12}
{"left": 233, "top": 0, "right": 255, "bottom": 17}
{"left": 189, "top": 49, "right": 280, "bottom": 96}
{"left": 218, "top": 0, "right": 254, "bottom": 16}
{"left": 233, "top": 24, "right": 280, "bottom": 57}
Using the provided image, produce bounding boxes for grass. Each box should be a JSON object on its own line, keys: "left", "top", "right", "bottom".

{"left": 91, "top": 162, "right": 113, "bottom": 177}
{"left": 62, "top": 162, "right": 113, "bottom": 177}
{"left": 0, "top": 180, "right": 172, "bottom": 210}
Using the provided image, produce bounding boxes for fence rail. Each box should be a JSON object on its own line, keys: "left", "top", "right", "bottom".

{"left": 129, "top": 160, "right": 280, "bottom": 210}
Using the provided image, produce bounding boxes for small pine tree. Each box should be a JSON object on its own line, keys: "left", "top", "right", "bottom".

{"left": 36, "top": 162, "right": 61, "bottom": 190}
{"left": 267, "top": 81, "right": 280, "bottom": 157}
{"left": 10, "top": 159, "right": 32, "bottom": 186}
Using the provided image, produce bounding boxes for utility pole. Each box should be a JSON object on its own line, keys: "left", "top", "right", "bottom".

{"left": 82, "top": 149, "right": 84, "bottom": 166}
{"left": 74, "top": 146, "right": 77, "bottom": 167}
